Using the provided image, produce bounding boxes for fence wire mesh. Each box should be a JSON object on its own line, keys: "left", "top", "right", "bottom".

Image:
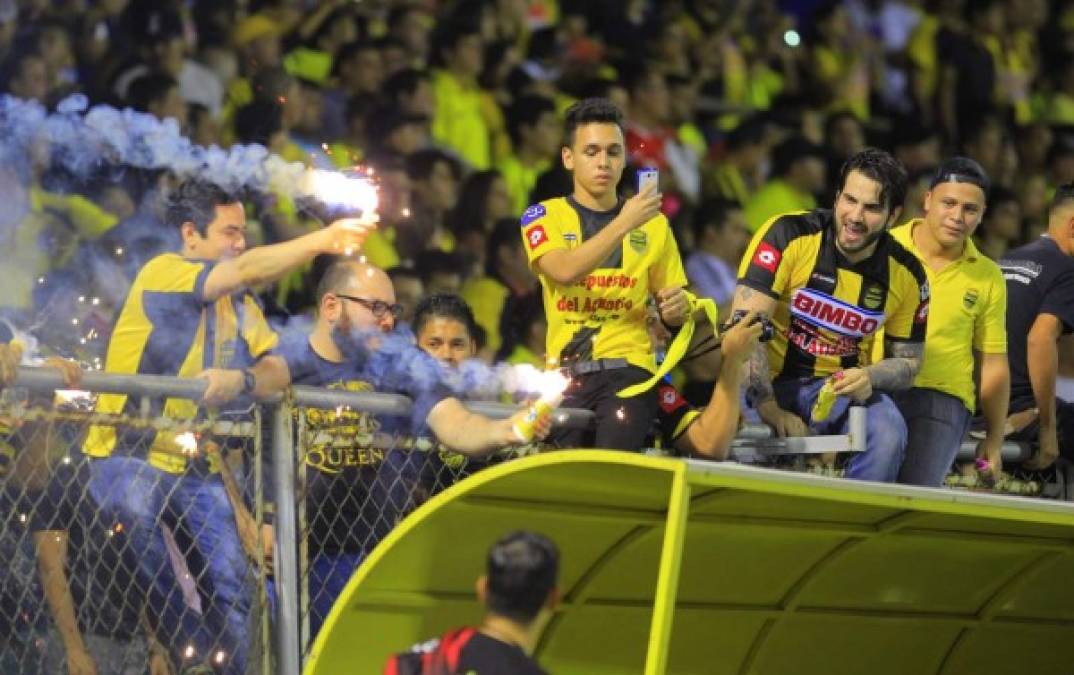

{"left": 288, "top": 401, "right": 542, "bottom": 661}
{"left": 4, "top": 368, "right": 1069, "bottom": 674}
{"left": 0, "top": 385, "right": 270, "bottom": 675}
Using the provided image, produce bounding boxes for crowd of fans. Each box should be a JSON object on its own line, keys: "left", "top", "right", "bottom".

{"left": 4, "top": 0, "right": 1074, "bottom": 674}
{"left": 1, "top": 0, "right": 1073, "bottom": 369}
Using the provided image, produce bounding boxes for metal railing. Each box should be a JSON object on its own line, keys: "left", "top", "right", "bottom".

{"left": 4, "top": 365, "right": 1004, "bottom": 675}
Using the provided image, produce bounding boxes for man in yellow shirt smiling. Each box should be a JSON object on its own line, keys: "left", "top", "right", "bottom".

{"left": 887, "top": 158, "right": 1009, "bottom": 486}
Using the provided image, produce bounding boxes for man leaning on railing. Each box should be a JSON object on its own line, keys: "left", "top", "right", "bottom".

{"left": 242, "top": 260, "right": 550, "bottom": 644}
{"left": 78, "top": 178, "right": 369, "bottom": 675}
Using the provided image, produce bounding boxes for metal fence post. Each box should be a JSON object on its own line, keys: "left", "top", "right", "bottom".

{"left": 273, "top": 399, "right": 301, "bottom": 675}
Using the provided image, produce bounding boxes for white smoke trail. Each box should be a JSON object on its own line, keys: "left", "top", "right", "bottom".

{"left": 0, "top": 94, "right": 309, "bottom": 196}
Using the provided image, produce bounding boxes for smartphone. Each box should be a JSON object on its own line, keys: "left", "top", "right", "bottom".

{"left": 637, "top": 167, "right": 659, "bottom": 194}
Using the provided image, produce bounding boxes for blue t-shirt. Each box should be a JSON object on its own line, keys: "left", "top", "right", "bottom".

{"left": 278, "top": 332, "right": 451, "bottom": 554}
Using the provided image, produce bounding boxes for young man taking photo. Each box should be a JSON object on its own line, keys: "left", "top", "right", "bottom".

{"left": 521, "top": 98, "right": 689, "bottom": 451}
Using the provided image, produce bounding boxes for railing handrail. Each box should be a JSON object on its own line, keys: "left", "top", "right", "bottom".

{"left": 11, "top": 365, "right": 599, "bottom": 429}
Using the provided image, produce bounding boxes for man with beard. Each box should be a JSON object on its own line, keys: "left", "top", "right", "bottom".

{"left": 250, "top": 262, "right": 544, "bottom": 642}
{"left": 731, "top": 148, "right": 930, "bottom": 483}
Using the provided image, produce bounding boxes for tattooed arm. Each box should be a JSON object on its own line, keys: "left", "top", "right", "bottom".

{"left": 730, "top": 284, "right": 809, "bottom": 437}
{"left": 833, "top": 339, "right": 923, "bottom": 402}
{"left": 868, "top": 339, "right": 923, "bottom": 390}
{"left": 730, "top": 284, "right": 778, "bottom": 401}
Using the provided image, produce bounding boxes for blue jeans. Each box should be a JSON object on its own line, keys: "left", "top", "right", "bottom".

{"left": 893, "top": 388, "right": 972, "bottom": 487}
{"left": 87, "top": 456, "right": 252, "bottom": 674}
{"left": 307, "top": 551, "right": 365, "bottom": 643}
{"left": 773, "top": 377, "right": 908, "bottom": 483}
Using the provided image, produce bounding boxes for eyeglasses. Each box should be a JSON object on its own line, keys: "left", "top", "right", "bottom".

{"left": 337, "top": 294, "right": 404, "bottom": 320}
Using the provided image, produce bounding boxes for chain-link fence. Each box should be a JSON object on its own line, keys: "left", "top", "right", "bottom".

{"left": 282, "top": 390, "right": 558, "bottom": 664}
{"left": 0, "top": 370, "right": 589, "bottom": 675}
{"left": 1, "top": 369, "right": 271, "bottom": 675}
{"left": 4, "top": 366, "right": 1069, "bottom": 675}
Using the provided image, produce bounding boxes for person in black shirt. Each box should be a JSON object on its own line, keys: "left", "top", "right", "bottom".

{"left": 999, "top": 183, "right": 1074, "bottom": 469}
{"left": 385, "top": 530, "right": 559, "bottom": 675}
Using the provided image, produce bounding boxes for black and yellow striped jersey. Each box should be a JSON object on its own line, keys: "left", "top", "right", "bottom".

{"left": 84, "top": 253, "right": 278, "bottom": 473}
{"left": 522, "top": 196, "right": 687, "bottom": 373}
{"left": 738, "top": 209, "right": 929, "bottom": 379}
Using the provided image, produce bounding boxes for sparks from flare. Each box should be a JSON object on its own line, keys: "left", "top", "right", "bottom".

{"left": 175, "top": 431, "right": 198, "bottom": 455}
{"left": 302, "top": 168, "right": 380, "bottom": 255}
{"left": 55, "top": 389, "right": 93, "bottom": 406}
{"left": 303, "top": 168, "right": 379, "bottom": 217}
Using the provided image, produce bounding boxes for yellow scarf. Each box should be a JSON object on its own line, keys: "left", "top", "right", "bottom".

{"left": 617, "top": 290, "right": 719, "bottom": 398}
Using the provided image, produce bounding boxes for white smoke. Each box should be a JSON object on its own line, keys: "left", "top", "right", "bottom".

{"left": 0, "top": 94, "right": 307, "bottom": 196}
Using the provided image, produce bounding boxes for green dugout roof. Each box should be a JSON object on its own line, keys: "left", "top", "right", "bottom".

{"left": 308, "top": 451, "right": 1074, "bottom": 675}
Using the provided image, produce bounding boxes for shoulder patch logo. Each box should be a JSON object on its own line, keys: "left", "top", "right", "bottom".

{"left": 914, "top": 300, "right": 929, "bottom": 324}
{"left": 520, "top": 204, "right": 547, "bottom": 226}
{"left": 752, "top": 241, "right": 781, "bottom": 274}
{"left": 657, "top": 385, "right": 688, "bottom": 414}
{"left": 525, "top": 225, "right": 548, "bottom": 249}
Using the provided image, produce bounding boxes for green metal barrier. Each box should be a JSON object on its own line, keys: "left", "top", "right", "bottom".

{"left": 307, "top": 451, "right": 1074, "bottom": 675}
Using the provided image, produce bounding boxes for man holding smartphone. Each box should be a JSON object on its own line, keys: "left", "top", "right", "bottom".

{"left": 521, "top": 98, "right": 689, "bottom": 451}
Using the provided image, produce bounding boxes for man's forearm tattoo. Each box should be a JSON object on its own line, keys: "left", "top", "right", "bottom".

{"left": 746, "top": 342, "right": 774, "bottom": 405}
{"left": 866, "top": 340, "right": 924, "bottom": 391}
{"left": 735, "top": 285, "right": 754, "bottom": 303}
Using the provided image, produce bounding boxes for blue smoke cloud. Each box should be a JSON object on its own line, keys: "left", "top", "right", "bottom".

{"left": 0, "top": 94, "right": 305, "bottom": 195}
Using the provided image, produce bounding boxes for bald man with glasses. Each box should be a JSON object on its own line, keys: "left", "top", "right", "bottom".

{"left": 247, "top": 260, "right": 545, "bottom": 641}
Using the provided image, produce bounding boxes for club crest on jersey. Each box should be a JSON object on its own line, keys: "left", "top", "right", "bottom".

{"left": 963, "top": 289, "right": 979, "bottom": 309}
{"left": 862, "top": 284, "right": 884, "bottom": 310}
{"left": 790, "top": 288, "right": 883, "bottom": 337}
{"left": 752, "top": 242, "right": 781, "bottom": 273}
{"left": 629, "top": 230, "right": 647, "bottom": 253}
{"left": 525, "top": 225, "right": 548, "bottom": 249}
{"left": 520, "top": 204, "right": 546, "bottom": 226}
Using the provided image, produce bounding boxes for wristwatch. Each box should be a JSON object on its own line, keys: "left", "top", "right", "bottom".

{"left": 241, "top": 368, "right": 256, "bottom": 395}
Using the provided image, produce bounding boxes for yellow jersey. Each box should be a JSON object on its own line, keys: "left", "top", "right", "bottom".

{"left": 883, "top": 221, "right": 1007, "bottom": 410}
{"left": 84, "top": 253, "right": 278, "bottom": 473}
{"left": 739, "top": 210, "right": 930, "bottom": 380}
{"left": 431, "top": 70, "right": 490, "bottom": 170}
{"left": 522, "top": 196, "right": 687, "bottom": 373}
{"left": 460, "top": 275, "right": 510, "bottom": 354}
{"left": 743, "top": 179, "right": 817, "bottom": 233}
{"left": 498, "top": 154, "right": 550, "bottom": 216}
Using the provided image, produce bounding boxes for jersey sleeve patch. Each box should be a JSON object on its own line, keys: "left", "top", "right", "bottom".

{"left": 524, "top": 224, "right": 549, "bottom": 249}
{"left": 914, "top": 299, "right": 929, "bottom": 324}
{"left": 752, "top": 241, "right": 782, "bottom": 274}
{"left": 657, "top": 384, "right": 689, "bottom": 414}
{"left": 520, "top": 203, "right": 547, "bottom": 226}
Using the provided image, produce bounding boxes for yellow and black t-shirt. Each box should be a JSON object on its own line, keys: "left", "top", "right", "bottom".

{"left": 83, "top": 253, "right": 279, "bottom": 473}
{"left": 522, "top": 196, "right": 687, "bottom": 373}
{"left": 738, "top": 210, "right": 929, "bottom": 380}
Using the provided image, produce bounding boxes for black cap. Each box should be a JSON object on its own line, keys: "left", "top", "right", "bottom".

{"left": 929, "top": 156, "right": 991, "bottom": 195}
